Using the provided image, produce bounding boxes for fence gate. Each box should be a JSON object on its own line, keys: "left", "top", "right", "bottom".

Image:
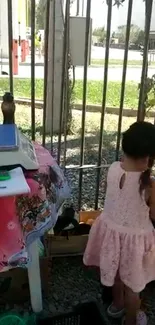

{"left": 6, "top": 0, "right": 154, "bottom": 210}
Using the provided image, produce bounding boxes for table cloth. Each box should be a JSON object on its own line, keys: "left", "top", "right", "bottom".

{"left": 0, "top": 142, "right": 70, "bottom": 270}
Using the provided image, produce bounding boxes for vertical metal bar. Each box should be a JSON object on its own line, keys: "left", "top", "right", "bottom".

{"left": 57, "top": 0, "right": 69, "bottom": 165}
{"left": 78, "top": 0, "right": 92, "bottom": 210}
{"left": 137, "top": 0, "right": 153, "bottom": 121}
{"left": 31, "top": 0, "right": 35, "bottom": 141}
{"left": 76, "top": 0, "right": 80, "bottom": 16}
{"left": 94, "top": 0, "right": 112, "bottom": 210}
{"left": 51, "top": 0, "right": 56, "bottom": 153}
{"left": 7, "top": 0, "right": 13, "bottom": 94}
{"left": 115, "top": 0, "right": 133, "bottom": 160}
{"left": 42, "top": 0, "right": 50, "bottom": 147}
{"left": 63, "top": 0, "right": 70, "bottom": 167}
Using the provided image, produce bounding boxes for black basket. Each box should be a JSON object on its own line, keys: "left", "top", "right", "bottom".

{"left": 37, "top": 301, "right": 106, "bottom": 325}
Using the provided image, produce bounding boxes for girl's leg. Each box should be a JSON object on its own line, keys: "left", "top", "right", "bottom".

{"left": 112, "top": 273, "right": 124, "bottom": 310}
{"left": 124, "top": 286, "right": 144, "bottom": 325}
{"left": 107, "top": 273, "right": 125, "bottom": 318}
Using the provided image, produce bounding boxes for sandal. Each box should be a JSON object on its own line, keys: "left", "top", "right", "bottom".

{"left": 136, "top": 311, "right": 147, "bottom": 325}
{"left": 107, "top": 303, "right": 125, "bottom": 318}
{"left": 121, "top": 310, "right": 147, "bottom": 325}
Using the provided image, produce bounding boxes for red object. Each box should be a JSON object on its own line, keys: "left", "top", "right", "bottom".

{"left": 12, "top": 39, "right": 18, "bottom": 75}
{"left": 26, "top": 40, "right": 29, "bottom": 56}
{"left": 21, "top": 40, "right": 26, "bottom": 62}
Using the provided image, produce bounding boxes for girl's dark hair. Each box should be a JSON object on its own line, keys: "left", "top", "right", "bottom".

{"left": 139, "top": 157, "right": 154, "bottom": 195}
{"left": 122, "top": 121, "right": 155, "bottom": 194}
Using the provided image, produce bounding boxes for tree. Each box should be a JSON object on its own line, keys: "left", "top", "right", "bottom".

{"left": 36, "top": 0, "right": 46, "bottom": 30}
{"left": 117, "top": 24, "right": 145, "bottom": 45}
{"left": 135, "top": 30, "right": 145, "bottom": 46}
{"left": 93, "top": 27, "right": 106, "bottom": 43}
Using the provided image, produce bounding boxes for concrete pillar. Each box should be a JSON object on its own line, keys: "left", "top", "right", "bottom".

{"left": 46, "top": 0, "right": 64, "bottom": 134}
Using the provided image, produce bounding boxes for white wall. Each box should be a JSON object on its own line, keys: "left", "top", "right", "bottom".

{"left": 0, "top": 0, "right": 26, "bottom": 58}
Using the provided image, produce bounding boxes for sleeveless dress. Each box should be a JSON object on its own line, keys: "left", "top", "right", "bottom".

{"left": 83, "top": 161, "right": 155, "bottom": 293}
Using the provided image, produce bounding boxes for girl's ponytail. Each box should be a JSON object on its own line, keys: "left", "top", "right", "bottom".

{"left": 139, "top": 158, "right": 154, "bottom": 195}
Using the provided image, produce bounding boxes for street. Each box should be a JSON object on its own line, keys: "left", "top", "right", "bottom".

{"left": 1, "top": 47, "right": 155, "bottom": 81}
{"left": 1, "top": 64, "right": 155, "bottom": 82}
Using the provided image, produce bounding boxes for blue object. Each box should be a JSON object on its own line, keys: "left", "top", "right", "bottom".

{"left": 0, "top": 124, "right": 18, "bottom": 151}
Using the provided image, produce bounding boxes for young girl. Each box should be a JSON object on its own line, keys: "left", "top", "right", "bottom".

{"left": 84, "top": 121, "right": 155, "bottom": 325}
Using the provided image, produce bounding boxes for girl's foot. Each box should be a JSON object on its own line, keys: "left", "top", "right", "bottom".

{"left": 122, "top": 311, "right": 147, "bottom": 325}
{"left": 107, "top": 303, "right": 125, "bottom": 318}
{"left": 136, "top": 311, "right": 147, "bottom": 325}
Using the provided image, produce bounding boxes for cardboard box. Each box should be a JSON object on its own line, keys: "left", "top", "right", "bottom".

{"left": 0, "top": 257, "right": 49, "bottom": 304}
{"left": 47, "top": 234, "right": 88, "bottom": 257}
{"left": 47, "top": 210, "right": 101, "bottom": 257}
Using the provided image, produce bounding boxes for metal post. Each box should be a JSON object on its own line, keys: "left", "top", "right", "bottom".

{"left": 63, "top": 0, "right": 70, "bottom": 167}
{"left": 95, "top": 0, "right": 112, "bottom": 210}
{"left": 51, "top": 0, "right": 56, "bottom": 153}
{"left": 78, "top": 0, "right": 92, "bottom": 210}
{"left": 31, "top": 0, "right": 35, "bottom": 141}
{"left": 115, "top": 0, "right": 133, "bottom": 160}
{"left": 137, "top": 0, "right": 153, "bottom": 121}
{"left": 7, "top": 0, "right": 13, "bottom": 94}
{"left": 76, "top": 0, "right": 80, "bottom": 16}
{"left": 42, "top": 0, "right": 50, "bottom": 147}
{"left": 57, "top": 0, "right": 69, "bottom": 165}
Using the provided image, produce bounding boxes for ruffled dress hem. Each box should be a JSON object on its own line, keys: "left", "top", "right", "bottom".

{"left": 83, "top": 213, "right": 155, "bottom": 293}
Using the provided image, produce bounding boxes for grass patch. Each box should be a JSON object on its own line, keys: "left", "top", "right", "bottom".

{"left": 91, "top": 58, "right": 155, "bottom": 66}
{"left": 74, "top": 80, "right": 138, "bottom": 108}
{"left": 0, "top": 78, "right": 138, "bottom": 109}
{"left": 0, "top": 78, "right": 44, "bottom": 100}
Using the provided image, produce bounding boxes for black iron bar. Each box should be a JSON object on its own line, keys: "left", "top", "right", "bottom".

{"left": 7, "top": 0, "right": 13, "bottom": 94}
{"left": 78, "top": 0, "right": 92, "bottom": 210}
{"left": 42, "top": 0, "right": 50, "bottom": 147}
{"left": 115, "top": 0, "right": 133, "bottom": 160}
{"left": 137, "top": 0, "right": 153, "bottom": 121}
{"left": 63, "top": 0, "right": 70, "bottom": 167}
{"left": 94, "top": 0, "right": 112, "bottom": 210}
{"left": 31, "top": 0, "right": 36, "bottom": 141}
{"left": 57, "top": 0, "right": 69, "bottom": 165}
{"left": 51, "top": 0, "right": 56, "bottom": 153}
{"left": 76, "top": 0, "right": 80, "bottom": 16}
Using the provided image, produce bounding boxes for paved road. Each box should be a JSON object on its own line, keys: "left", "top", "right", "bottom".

{"left": 74, "top": 66, "right": 155, "bottom": 82}
{"left": 1, "top": 47, "right": 155, "bottom": 81}
{"left": 1, "top": 63, "right": 155, "bottom": 82}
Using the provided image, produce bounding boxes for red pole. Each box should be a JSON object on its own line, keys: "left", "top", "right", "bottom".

{"left": 12, "top": 40, "right": 19, "bottom": 75}
{"left": 21, "top": 40, "right": 26, "bottom": 62}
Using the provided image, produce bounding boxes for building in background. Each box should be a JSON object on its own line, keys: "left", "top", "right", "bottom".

{"left": 0, "top": 0, "right": 27, "bottom": 58}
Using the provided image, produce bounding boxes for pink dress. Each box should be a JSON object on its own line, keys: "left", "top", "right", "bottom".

{"left": 83, "top": 161, "right": 155, "bottom": 293}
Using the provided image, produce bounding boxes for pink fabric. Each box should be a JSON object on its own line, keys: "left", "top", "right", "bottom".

{"left": 33, "top": 142, "right": 56, "bottom": 174}
{"left": 84, "top": 161, "right": 155, "bottom": 293}
{"left": 0, "top": 143, "right": 69, "bottom": 271}
{"left": 0, "top": 197, "right": 26, "bottom": 269}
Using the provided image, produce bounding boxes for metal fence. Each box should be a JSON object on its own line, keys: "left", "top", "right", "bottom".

{"left": 7, "top": 0, "right": 154, "bottom": 210}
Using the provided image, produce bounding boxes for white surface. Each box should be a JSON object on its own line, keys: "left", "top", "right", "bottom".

{"left": 27, "top": 240, "right": 43, "bottom": 313}
{"left": 70, "top": 16, "right": 92, "bottom": 66}
{"left": 0, "top": 0, "right": 26, "bottom": 57}
{"left": 0, "top": 130, "right": 39, "bottom": 170}
{"left": 0, "top": 167, "right": 30, "bottom": 197}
